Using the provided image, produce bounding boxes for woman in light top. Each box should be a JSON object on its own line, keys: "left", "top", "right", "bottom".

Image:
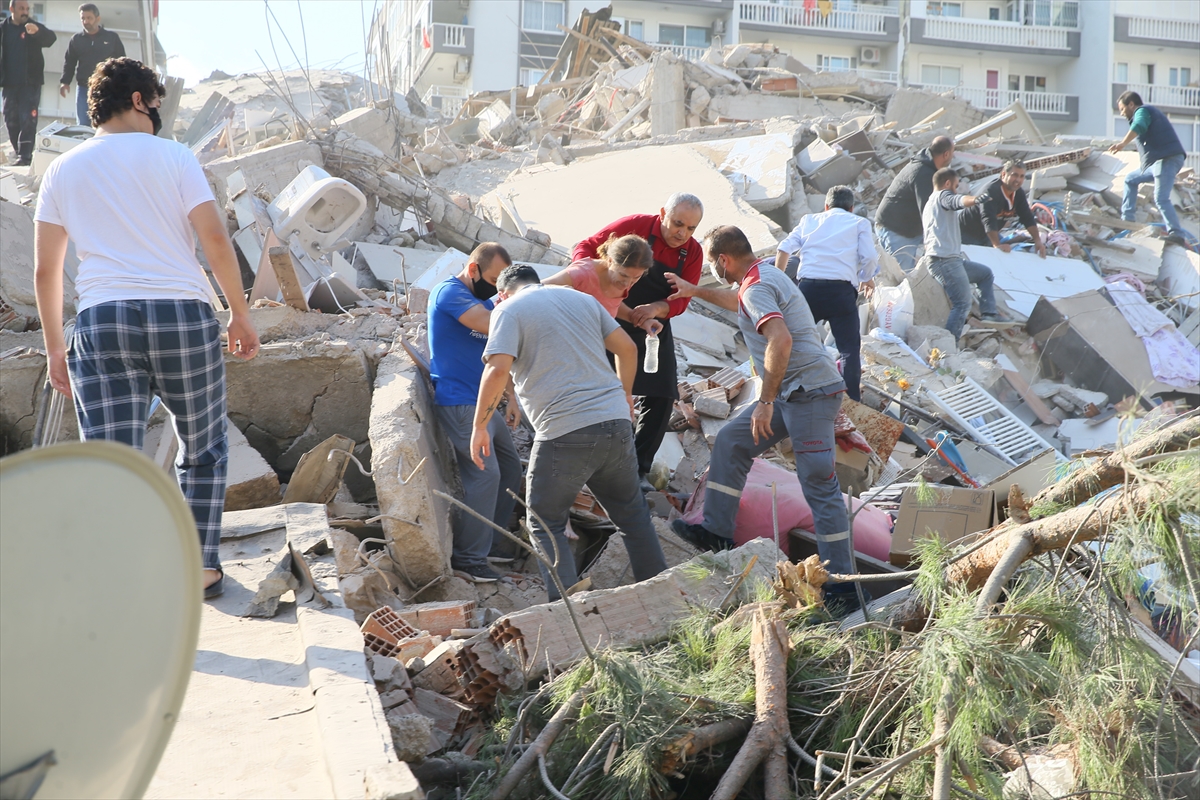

{"left": 544, "top": 234, "right": 662, "bottom": 335}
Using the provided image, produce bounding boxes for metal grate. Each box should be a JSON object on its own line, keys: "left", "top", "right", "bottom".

{"left": 925, "top": 377, "right": 1060, "bottom": 466}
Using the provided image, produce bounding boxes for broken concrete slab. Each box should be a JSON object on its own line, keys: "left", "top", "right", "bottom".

{"left": 1, "top": 199, "right": 78, "bottom": 319}
{"left": 224, "top": 420, "right": 282, "bottom": 511}
{"left": 283, "top": 434, "right": 355, "bottom": 505}
{"left": 648, "top": 53, "right": 685, "bottom": 137}
{"left": 583, "top": 518, "right": 699, "bottom": 591}
{"left": 204, "top": 139, "right": 324, "bottom": 211}
{"left": 688, "top": 132, "right": 794, "bottom": 212}
{"left": 963, "top": 245, "right": 1106, "bottom": 319}
{"left": 369, "top": 348, "right": 457, "bottom": 588}
{"left": 225, "top": 338, "right": 373, "bottom": 474}
{"left": 479, "top": 147, "right": 781, "bottom": 256}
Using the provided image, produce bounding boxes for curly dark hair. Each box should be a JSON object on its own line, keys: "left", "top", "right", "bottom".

{"left": 87, "top": 57, "right": 164, "bottom": 127}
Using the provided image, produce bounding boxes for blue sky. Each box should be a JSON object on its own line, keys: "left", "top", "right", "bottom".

{"left": 157, "top": 1, "right": 374, "bottom": 86}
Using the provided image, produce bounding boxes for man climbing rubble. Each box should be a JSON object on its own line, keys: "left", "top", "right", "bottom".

{"left": 875, "top": 135, "right": 954, "bottom": 273}
{"left": 922, "top": 167, "right": 1004, "bottom": 338}
{"left": 665, "top": 226, "right": 865, "bottom": 616}
{"left": 959, "top": 158, "right": 1047, "bottom": 258}
{"left": 774, "top": 185, "right": 878, "bottom": 403}
{"left": 470, "top": 265, "right": 667, "bottom": 601}
{"left": 1109, "top": 90, "right": 1189, "bottom": 246}
{"left": 572, "top": 193, "right": 704, "bottom": 491}
{"left": 33, "top": 57, "right": 259, "bottom": 600}
{"left": 428, "top": 242, "right": 522, "bottom": 584}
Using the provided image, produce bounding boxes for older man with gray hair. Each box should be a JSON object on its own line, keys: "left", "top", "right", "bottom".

{"left": 572, "top": 193, "right": 705, "bottom": 487}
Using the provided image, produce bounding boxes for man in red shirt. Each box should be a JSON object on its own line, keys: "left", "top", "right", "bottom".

{"left": 573, "top": 193, "right": 704, "bottom": 487}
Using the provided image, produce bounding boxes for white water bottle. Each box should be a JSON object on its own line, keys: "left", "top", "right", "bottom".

{"left": 644, "top": 333, "right": 660, "bottom": 374}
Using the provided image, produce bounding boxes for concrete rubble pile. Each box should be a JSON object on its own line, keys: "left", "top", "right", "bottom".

{"left": 2, "top": 15, "right": 1199, "bottom": 797}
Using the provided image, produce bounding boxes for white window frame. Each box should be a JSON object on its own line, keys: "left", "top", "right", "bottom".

{"left": 1114, "top": 62, "right": 1128, "bottom": 83}
{"left": 658, "top": 23, "right": 712, "bottom": 48}
{"left": 626, "top": 20, "right": 644, "bottom": 41}
{"left": 921, "top": 63, "right": 962, "bottom": 87}
{"left": 1169, "top": 67, "right": 1192, "bottom": 87}
{"left": 522, "top": 0, "right": 565, "bottom": 34}
{"left": 1023, "top": 75, "right": 1047, "bottom": 93}
{"left": 928, "top": 1, "right": 964, "bottom": 17}
{"left": 519, "top": 67, "right": 546, "bottom": 86}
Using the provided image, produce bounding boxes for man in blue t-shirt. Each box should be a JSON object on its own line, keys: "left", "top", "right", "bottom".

{"left": 428, "top": 242, "right": 521, "bottom": 582}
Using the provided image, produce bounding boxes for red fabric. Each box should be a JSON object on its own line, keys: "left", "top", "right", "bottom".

{"left": 735, "top": 258, "right": 774, "bottom": 319}
{"left": 680, "top": 459, "right": 893, "bottom": 562}
{"left": 571, "top": 213, "right": 702, "bottom": 318}
{"left": 421, "top": 27, "right": 431, "bottom": 48}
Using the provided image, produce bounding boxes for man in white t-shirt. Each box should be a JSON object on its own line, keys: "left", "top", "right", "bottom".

{"left": 34, "top": 57, "right": 259, "bottom": 600}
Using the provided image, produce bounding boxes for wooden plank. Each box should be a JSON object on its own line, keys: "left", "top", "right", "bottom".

{"left": 1001, "top": 369, "right": 1060, "bottom": 426}
{"left": 1068, "top": 211, "right": 1148, "bottom": 232}
{"left": 268, "top": 245, "right": 310, "bottom": 311}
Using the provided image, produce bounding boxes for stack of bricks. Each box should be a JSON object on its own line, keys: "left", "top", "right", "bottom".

{"left": 453, "top": 636, "right": 523, "bottom": 708}
{"left": 361, "top": 605, "right": 443, "bottom": 662}
{"left": 706, "top": 366, "right": 747, "bottom": 400}
{"left": 396, "top": 600, "right": 477, "bottom": 638}
{"left": 411, "top": 640, "right": 467, "bottom": 698}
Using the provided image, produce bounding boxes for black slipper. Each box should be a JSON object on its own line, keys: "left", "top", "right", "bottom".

{"left": 204, "top": 570, "right": 224, "bottom": 600}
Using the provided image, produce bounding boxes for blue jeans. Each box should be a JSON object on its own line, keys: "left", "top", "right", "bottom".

{"left": 703, "top": 386, "right": 854, "bottom": 576}
{"left": 1122, "top": 154, "right": 1185, "bottom": 236}
{"left": 75, "top": 84, "right": 90, "bottom": 126}
{"left": 798, "top": 278, "right": 861, "bottom": 402}
{"left": 877, "top": 227, "right": 923, "bottom": 273}
{"left": 436, "top": 404, "right": 521, "bottom": 571}
{"left": 526, "top": 419, "right": 667, "bottom": 600}
{"left": 927, "top": 256, "right": 996, "bottom": 336}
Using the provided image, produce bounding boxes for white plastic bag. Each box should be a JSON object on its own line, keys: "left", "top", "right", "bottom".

{"left": 873, "top": 280, "right": 913, "bottom": 339}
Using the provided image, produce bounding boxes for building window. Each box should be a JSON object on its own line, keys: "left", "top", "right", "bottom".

{"left": 1009, "top": 74, "right": 1020, "bottom": 91}
{"left": 1140, "top": 64, "right": 1155, "bottom": 84}
{"left": 522, "top": 0, "right": 565, "bottom": 33}
{"left": 1169, "top": 67, "right": 1193, "bottom": 87}
{"left": 1023, "top": 75, "right": 1047, "bottom": 92}
{"left": 921, "top": 64, "right": 962, "bottom": 86}
{"left": 927, "top": 1, "right": 963, "bottom": 17}
{"left": 1115, "top": 62, "right": 1128, "bottom": 83}
{"left": 659, "top": 24, "right": 712, "bottom": 48}
{"left": 520, "top": 68, "right": 546, "bottom": 86}
{"left": 988, "top": 7, "right": 1001, "bottom": 20}
{"left": 818, "top": 54, "right": 858, "bottom": 72}
{"left": 627, "top": 20, "right": 644, "bottom": 41}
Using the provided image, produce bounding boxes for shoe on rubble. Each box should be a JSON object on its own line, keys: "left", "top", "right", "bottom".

{"left": 980, "top": 311, "right": 1012, "bottom": 323}
{"left": 453, "top": 564, "right": 501, "bottom": 583}
{"left": 670, "top": 518, "right": 734, "bottom": 552}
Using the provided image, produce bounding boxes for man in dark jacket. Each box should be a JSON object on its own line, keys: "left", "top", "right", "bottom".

{"left": 959, "top": 159, "right": 1047, "bottom": 258}
{"left": 60, "top": 4, "right": 124, "bottom": 125}
{"left": 1109, "top": 90, "right": 1188, "bottom": 245}
{"left": 0, "top": 0, "right": 56, "bottom": 165}
{"left": 874, "top": 135, "right": 954, "bottom": 272}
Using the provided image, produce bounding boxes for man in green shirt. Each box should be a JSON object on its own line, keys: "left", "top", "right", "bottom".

{"left": 1109, "top": 91, "right": 1188, "bottom": 245}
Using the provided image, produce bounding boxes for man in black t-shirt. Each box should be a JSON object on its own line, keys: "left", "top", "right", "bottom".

{"left": 959, "top": 159, "right": 1047, "bottom": 258}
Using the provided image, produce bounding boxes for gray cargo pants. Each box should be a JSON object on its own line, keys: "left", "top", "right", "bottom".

{"left": 703, "top": 386, "right": 854, "bottom": 576}
{"left": 436, "top": 405, "right": 522, "bottom": 571}
{"left": 527, "top": 419, "right": 668, "bottom": 600}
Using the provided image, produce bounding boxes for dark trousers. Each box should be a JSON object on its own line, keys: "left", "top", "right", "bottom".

{"left": 526, "top": 419, "right": 667, "bottom": 600}
{"left": 798, "top": 278, "right": 861, "bottom": 402}
{"left": 634, "top": 394, "right": 673, "bottom": 476}
{"left": 2, "top": 84, "right": 41, "bottom": 163}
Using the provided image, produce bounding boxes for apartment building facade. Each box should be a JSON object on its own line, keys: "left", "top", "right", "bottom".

{"left": 369, "top": 0, "right": 1199, "bottom": 150}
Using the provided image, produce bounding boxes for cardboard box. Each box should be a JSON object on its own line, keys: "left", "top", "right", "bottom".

{"left": 889, "top": 485, "right": 995, "bottom": 566}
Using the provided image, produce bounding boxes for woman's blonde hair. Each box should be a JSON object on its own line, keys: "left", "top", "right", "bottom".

{"left": 596, "top": 234, "right": 653, "bottom": 271}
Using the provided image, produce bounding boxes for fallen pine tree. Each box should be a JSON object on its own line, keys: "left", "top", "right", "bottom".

{"left": 435, "top": 414, "right": 1200, "bottom": 799}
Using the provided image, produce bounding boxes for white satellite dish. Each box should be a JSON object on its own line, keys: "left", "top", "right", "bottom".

{"left": 0, "top": 442, "right": 201, "bottom": 799}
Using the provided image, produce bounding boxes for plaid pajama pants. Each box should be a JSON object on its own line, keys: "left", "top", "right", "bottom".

{"left": 68, "top": 299, "right": 228, "bottom": 570}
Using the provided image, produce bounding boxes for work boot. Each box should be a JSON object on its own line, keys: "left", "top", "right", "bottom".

{"left": 671, "top": 519, "right": 733, "bottom": 552}
{"left": 980, "top": 311, "right": 1012, "bottom": 323}
{"left": 823, "top": 584, "right": 873, "bottom": 620}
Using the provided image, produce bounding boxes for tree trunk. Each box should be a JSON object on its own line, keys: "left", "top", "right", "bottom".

{"left": 710, "top": 610, "right": 792, "bottom": 800}
{"left": 491, "top": 688, "right": 587, "bottom": 800}
{"left": 659, "top": 717, "right": 753, "bottom": 777}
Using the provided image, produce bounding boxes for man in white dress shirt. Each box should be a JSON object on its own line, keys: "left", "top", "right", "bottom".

{"left": 774, "top": 185, "right": 878, "bottom": 402}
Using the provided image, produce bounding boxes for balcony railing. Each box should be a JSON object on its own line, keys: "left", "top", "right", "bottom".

{"left": 423, "top": 85, "right": 469, "bottom": 118}
{"left": 921, "top": 84, "right": 1074, "bottom": 116}
{"left": 924, "top": 18, "right": 1071, "bottom": 50}
{"left": 650, "top": 42, "right": 712, "bottom": 62}
{"left": 856, "top": 68, "right": 899, "bottom": 84}
{"left": 737, "top": 1, "right": 896, "bottom": 34}
{"left": 1127, "top": 15, "right": 1200, "bottom": 43}
{"left": 441, "top": 23, "right": 468, "bottom": 48}
{"left": 1123, "top": 83, "right": 1200, "bottom": 110}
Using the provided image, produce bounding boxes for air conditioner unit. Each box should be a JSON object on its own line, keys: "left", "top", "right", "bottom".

{"left": 860, "top": 46, "right": 881, "bottom": 64}
{"left": 454, "top": 56, "right": 471, "bottom": 79}
{"left": 712, "top": 19, "right": 726, "bottom": 36}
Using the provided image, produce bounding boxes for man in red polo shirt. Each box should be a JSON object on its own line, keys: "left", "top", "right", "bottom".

{"left": 572, "top": 193, "right": 704, "bottom": 489}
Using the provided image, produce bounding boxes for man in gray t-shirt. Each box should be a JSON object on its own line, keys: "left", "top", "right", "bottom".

{"left": 664, "top": 225, "right": 864, "bottom": 616}
{"left": 471, "top": 266, "right": 667, "bottom": 600}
